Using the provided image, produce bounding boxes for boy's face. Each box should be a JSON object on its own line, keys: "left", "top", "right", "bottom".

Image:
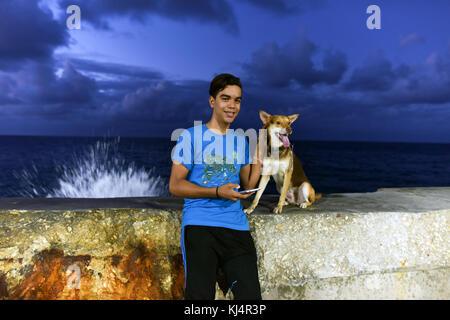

{"left": 209, "top": 85, "right": 242, "bottom": 125}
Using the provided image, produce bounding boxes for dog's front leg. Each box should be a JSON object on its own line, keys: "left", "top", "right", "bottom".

{"left": 244, "top": 174, "right": 271, "bottom": 214}
{"left": 273, "top": 170, "right": 293, "bottom": 214}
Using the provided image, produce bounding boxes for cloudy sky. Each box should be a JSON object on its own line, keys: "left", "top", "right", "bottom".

{"left": 0, "top": 0, "right": 449, "bottom": 142}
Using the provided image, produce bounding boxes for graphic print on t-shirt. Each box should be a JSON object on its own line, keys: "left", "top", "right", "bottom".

{"left": 201, "top": 152, "right": 238, "bottom": 185}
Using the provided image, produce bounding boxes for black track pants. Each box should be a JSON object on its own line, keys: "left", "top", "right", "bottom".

{"left": 182, "top": 225, "right": 262, "bottom": 300}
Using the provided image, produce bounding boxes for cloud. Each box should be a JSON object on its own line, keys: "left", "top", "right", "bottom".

{"left": 447, "top": 39, "right": 450, "bottom": 58}
{"left": 108, "top": 79, "right": 210, "bottom": 122}
{"left": 58, "top": 0, "right": 239, "bottom": 35}
{"left": 342, "top": 49, "right": 450, "bottom": 107}
{"left": 0, "top": 59, "right": 98, "bottom": 118}
{"left": 380, "top": 51, "right": 450, "bottom": 106}
{"left": 399, "top": 33, "right": 425, "bottom": 48}
{"left": 344, "top": 50, "right": 411, "bottom": 92}
{"left": 0, "top": 51, "right": 211, "bottom": 134}
{"left": 64, "top": 57, "right": 165, "bottom": 81}
{"left": 241, "top": 0, "right": 327, "bottom": 15}
{"left": 1, "top": 48, "right": 449, "bottom": 141}
{"left": 242, "top": 32, "right": 347, "bottom": 88}
{"left": 100, "top": 46, "right": 450, "bottom": 134}
{"left": 0, "top": 73, "right": 22, "bottom": 105}
{"left": 0, "top": 0, "right": 69, "bottom": 70}
{"left": 55, "top": 57, "right": 166, "bottom": 100}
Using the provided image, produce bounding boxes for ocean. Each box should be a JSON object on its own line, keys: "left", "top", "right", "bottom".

{"left": 0, "top": 135, "right": 449, "bottom": 198}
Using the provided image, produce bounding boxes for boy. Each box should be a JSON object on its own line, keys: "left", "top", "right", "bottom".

{"left": 169, "top": 73, "right": 262, "bottom": 299}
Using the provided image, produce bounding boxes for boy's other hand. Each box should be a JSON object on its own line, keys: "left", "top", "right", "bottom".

{"left": 217, "top": 183, "right": 255, "bottom": 201}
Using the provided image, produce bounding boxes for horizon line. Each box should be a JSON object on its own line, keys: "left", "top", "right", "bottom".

{"left": 0, "top": 134, "right": 449, "bottom": 145}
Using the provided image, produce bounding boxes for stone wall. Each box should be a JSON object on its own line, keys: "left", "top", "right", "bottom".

{"left": 0, "top": 187, "right": 449, "bottom": 299}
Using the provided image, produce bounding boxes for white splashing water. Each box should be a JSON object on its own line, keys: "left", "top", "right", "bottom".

{"left": 18, "top": 138, "right": 166, "bottom": 198}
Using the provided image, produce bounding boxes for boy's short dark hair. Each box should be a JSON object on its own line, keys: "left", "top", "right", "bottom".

{"left": 209, "top": 73, "right": 242, "bottom": 99}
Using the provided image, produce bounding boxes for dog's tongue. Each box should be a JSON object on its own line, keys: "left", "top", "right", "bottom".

{"left": 280, "top": 134, "right": 290, "bottom": 148}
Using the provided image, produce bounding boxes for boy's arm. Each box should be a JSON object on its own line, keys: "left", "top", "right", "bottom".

{"left": 169, "top": 161, "right": 254, "bottom": 201}
{"left": 169, "top": 161, "right": 216, "bottom": 198}
{"left": 239, "top": 162, "right": 262, "bottom": 190}
{"left": 239, "top": 142, "right": 262, "bottom": 190}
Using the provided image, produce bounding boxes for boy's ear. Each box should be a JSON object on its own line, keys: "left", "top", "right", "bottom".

{"left": 288, "top": 114, "right": 300, "bottom": 124}
{"left": 259, "top": 110, "right": 271, "bottom": 124}
{"left": 209, "top": 96, "right": 215, "bottom": 108}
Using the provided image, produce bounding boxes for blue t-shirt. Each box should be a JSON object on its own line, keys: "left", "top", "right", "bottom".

{"left": 171, "top": 123, "right": 251, "bottom": 231}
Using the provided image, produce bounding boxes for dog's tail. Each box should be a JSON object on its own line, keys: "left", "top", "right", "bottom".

{"left": 307, "top": 191, "right": 322, "bottom": 203}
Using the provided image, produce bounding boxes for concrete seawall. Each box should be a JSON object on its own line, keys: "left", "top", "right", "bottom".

{"left": 0, "top": 187, "right": 449, "bottom": 299}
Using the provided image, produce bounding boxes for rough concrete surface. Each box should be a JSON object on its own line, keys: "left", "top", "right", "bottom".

{"left": 0, "top": 187, "right": 449, "bottom": 299}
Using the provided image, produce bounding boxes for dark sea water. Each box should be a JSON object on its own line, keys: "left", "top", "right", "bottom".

{"left": 0, "top": 135, "right": 449, "bottom": 198}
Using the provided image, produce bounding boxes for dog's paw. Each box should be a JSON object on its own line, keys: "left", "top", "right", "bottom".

{"left": 273, "top": 205, "right": 283, "bottom": 214}
{"left": 244, "top": 207, "right": 255, "bottom": 214}
{"left": 299, "top": 202, "right": 308, "bottom": 209}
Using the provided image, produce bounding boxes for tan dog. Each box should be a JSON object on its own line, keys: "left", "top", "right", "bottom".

{"left": 245, "top": 110, "right": 322, "bottom": 214}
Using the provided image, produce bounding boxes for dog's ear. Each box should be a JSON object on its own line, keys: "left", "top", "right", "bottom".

{"left": 259, "top": 110, "right": 271, "bottom": 124}
{"left": 288, "top": 114, "right": 299, "bottom": 124}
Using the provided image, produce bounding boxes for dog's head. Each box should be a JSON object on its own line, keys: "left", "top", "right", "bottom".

{"left": 259, "top": 110, "right": 299, "bottom": 148}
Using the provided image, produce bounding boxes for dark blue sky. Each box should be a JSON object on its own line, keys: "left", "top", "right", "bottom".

{"left": 0, "top": 0, "right": 449, "bottom": 142}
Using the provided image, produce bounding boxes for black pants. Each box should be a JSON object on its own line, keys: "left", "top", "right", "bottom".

{"left": 182, "top": 225, "right": 262, "bottom": 300}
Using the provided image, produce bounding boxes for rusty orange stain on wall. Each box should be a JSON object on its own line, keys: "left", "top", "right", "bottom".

{"left": 9, "top": 248, "right": 91, "bottom": 300}
{"left": 3, "top": 244, "right": 185, "bottom": 300}
{"left": 0, "top": 272, "right": 9, "bottom": 298}
{"left": 112, "top": 243, "right": 162, "bottom": 299}
{"left": 169, "top": 253, "right": 185, "bottom": 300}
{"left": 98, "top": 242, "right": 185, "bottom": 300}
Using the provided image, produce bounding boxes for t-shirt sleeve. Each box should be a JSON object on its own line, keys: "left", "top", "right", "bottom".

{"left": 171, "top": 129, "right": 193, "bottom": 171}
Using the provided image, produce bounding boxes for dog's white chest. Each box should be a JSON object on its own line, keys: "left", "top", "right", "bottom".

{"left": 261, "top": 157, "right": 290, "bottom": 176}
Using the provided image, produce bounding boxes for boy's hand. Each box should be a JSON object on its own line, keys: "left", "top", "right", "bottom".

{"left": 217, "top": 183, "right": 255, "bottom": 201}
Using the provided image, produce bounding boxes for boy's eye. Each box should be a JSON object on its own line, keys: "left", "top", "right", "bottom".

{"left": 276, "top": 121, "right": 280, "bottom": 124}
